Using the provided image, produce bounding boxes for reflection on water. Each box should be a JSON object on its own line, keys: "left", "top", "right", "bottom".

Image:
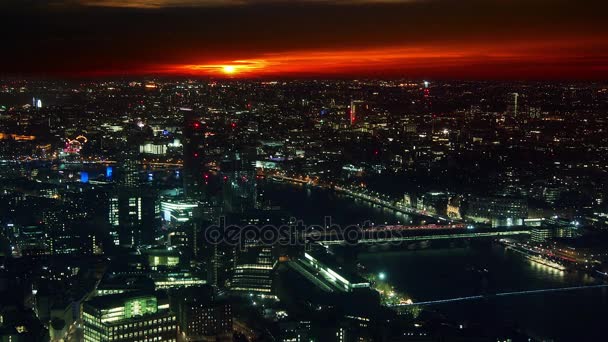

{"left": 262, "top": 181, "right": 419, "bottom": 226}
{"left": 360, "top": 246, "right": 607, "bottom": 341}
{"left": 262, "top": 182, "right": 608, "bottom": 341}
{"left": 527, "top": 258, "right": 565, "bottom": 277}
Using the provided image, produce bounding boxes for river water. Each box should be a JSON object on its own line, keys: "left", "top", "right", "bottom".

{"left": 263, "top": 181, "right": 608, "bottom": 341}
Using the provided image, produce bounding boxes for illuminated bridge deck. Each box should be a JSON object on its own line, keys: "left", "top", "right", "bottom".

{"left": 308, "top": 225, "right": 530, "bottom": 245}
{"left": 391, "top": 284, "right": 608, "bottom": 311}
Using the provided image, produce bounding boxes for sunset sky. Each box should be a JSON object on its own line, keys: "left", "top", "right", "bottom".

{"left": 1, "top": 0, "right": 607, "bottom": 79}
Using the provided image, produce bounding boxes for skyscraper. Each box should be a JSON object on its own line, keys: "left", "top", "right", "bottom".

{"left": 349, "top": 100, "right": 369, "bottom": 126}
{"left": 182, "top": 108, "right": 206, "bottom": 199}
{"left": 230, "top": 243, "right": 275, "bottom": 295}
{"left": 513, "top": 92, "right": 519, "bottom": 118}
{"left": 110, "top": 190, "right": 159, "bottom": 247}
{"left": 220, "top": 152, "right": 257, "bottom": 214}
{"left": 108, "top": 152, "right": 160, "bottom": 247}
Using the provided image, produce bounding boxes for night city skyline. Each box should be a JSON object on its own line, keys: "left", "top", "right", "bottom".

{"left": 1, "top": 1, "right": 608, "bottom": 342}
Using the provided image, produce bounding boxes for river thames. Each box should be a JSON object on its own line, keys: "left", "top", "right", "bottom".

{"left": 263, "top": 181, "right": 608, "bottom": 341}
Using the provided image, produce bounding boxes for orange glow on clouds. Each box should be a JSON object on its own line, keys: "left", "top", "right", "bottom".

{"left": 179, "top": 60, "right": 270, "bottom": 76}
{"left": 158, "top": 39, "right": 608, "bottom": 79}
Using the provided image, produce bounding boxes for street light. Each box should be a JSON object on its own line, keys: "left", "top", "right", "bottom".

{"left": 379, "top": 272, "right": 386, "bottom": 280}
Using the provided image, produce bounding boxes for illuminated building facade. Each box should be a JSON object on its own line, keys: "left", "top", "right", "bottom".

{"left": 119, "top": 156, "right": 140, "bottom": 189}
{"left": 530, "top": 219, "right": 576, "bottom": 243}
{"left": 349, "top": 100, "right": 369, "bottom": 126}
{"left": 145, "top": 248, "right": 181, "bottom": 270}
{"left": 230, "top": 243, "right": 276, "bottom": 295}
{"left": 106, "top": 151, "right": 161, "bottom": 247}
{"left": 151, "top": 273, "right": 206, "bottom": 290}
{"left": 82, "top": 292, "right": 177, "bottom": 342}
{"left": 160, "top": 200, "right": 198, "bottom": 223}
{"left": 9, "top": 224, "right": 50, "bottom": 257}
{"left": 446, "top": 196, "right": 463, "bottom": 220}
{"left": 139, "top": 142, "right": 167, "bottom": 155}
{"left": 465, "top": 196, "right": 528, "bottom": 228}
{"left": 109, "top": 189, "right": 159, "bottom": 247}
{"left": 174, "top": 286, "right": 233, "bottom": 341}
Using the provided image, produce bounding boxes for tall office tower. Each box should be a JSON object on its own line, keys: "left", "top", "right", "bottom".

{"left": 182, "top": 108, "right": 206, "bottom": 199}
{"left": 109, "top": 189, "right": 159, "bottom": 247}
{"left": 120, "top": 159, "right": 139, "bottom": 188}
{"left": 173, "top": 286, "right": 233, "bottom": 341}
{"left": 423, "top": 80, "right": 430, "bottom": 96}
{"left": 513, "top": 92, "right": 519, "bottom": 118}
{"left": 115, "top": 149, "right": 141, "bottom": 188}
{"left": 203, "top": 237, "right": 236, "bottom": 290}
{"left": 349, "top": 100, "right": 369, "bottom": 126}
{"left": 220, "top": 152, "right": 257, "bottom": 214}
{"left": 43, "top": 209, "right": 68, "bottom": 254}
{"left": 82, "top": 292, "right": 177, "bottom": 342}
{"left": 421, "top": 81, "right": 434, "bottom": 132}
{"left": 32, "top": 97, "right": 42, "bottom": 108}
{"left": 230, "top": 242, "right": 276, "bottom": 295}
{"left": 108, "top": 149, "right": 160, "bottom": 247}
{"left": 349, "top": 100, "right": 357, "bottom": 125}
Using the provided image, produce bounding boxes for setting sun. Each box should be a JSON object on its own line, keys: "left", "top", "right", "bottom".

{"left": 222, "top": 65, "right": 236, "bottom": 74}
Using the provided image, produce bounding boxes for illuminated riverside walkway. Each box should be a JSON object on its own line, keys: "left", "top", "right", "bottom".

{"left": 390, "top": 284, "right": 608, "bottom": 308}
{"left": 267, "top": 174, "right": 453, "bottom": 222}
{"left": 334, "top": 185, "right": 454, "bottom": 222}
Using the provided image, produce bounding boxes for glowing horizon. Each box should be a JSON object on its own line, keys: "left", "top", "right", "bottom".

{"left": 4, "top": 0, "right": 607, "bottom": 79}
{"left": 143, "top": 39, "right": 608, "bottom": 79}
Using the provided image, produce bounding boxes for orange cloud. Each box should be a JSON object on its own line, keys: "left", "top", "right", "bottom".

{"left": 71, "top": 0, "right": 418, "bottom": 8}
{"left": 155, "top": 39, "right": 608, "bottom": 78}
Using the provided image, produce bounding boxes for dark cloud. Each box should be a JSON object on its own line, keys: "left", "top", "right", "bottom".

{"left": 1, "top": 0, "right": 607, "bottom": 78}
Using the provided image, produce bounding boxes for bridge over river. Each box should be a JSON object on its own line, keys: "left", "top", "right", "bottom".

{"left": 390, "top": 284, "right": 608, "bottom": 311}
{"left": 305, "top": 223, "right": 530, "bottom": 246}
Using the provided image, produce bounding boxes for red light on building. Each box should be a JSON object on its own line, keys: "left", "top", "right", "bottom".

{"left": 231, "top": 122, "right": 236, "bottom": 128}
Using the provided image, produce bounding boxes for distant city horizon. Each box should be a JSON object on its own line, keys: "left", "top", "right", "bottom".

{"left": 1, "top": 1, "right": 608, "bottom": 341}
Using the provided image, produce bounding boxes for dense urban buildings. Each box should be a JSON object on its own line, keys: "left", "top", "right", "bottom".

{"left": 0, "top": 79, "right": 607, "bottom": 341}
{"left": 82, "top": 291, "right": 177, "bottom": 341}
{"left": 3, "top": 0, "right": 608, "bottom": 339}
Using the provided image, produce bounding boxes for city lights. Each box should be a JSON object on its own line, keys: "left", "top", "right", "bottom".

{"left": 1, "top": 0, "right": 606, "bottom": 338}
